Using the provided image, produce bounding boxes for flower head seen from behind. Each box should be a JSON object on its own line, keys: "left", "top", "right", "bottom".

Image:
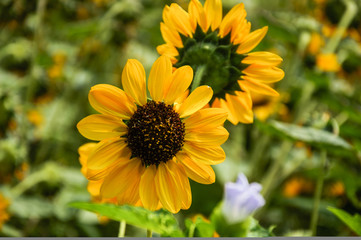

{"left": 77, "top": 56, "right": 229, "bottom": 213}
{"left": 157, "top": 0, "right": 284, "bottom": 124}
{"left": 222, "top": 173, "right": 265, "bottom": 224}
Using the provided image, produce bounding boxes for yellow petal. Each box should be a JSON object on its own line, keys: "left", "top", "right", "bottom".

{"left": 204, "top": 0, "right": 222, "bottom": 31}
{"left": 232, "top": 19, "right": 251, "bottom": 43}
{"left": 121, "top": 59, "right": 147, "bottom": 106}
{"left": 87, "top": 138, "right": 131, "bottom": 169}
{"left": 160, "top": 22, "right": 183, "bottom": 48}
{"left": 219, "top": 3, "right": 245, "bottom": 38}
{"left": 87, "top": 180, "right": 103, "bottom": 197}
{"left": 157, "top": 44, "right": 179, "bottom": 64}
{"left": 237, "top": 26, "right": 268, "bottom": 54}
{"left": 88, "top": 84, "right": 136, "bottom": 120}
{"left": 185, "top": 126, "right": 229, "bottom": 146}
{"left": 182, "top": 142, "right": 225, "bottom": 165}
{"left": 163, "top": 4, "right": 193, "bottom": 37}
{"left": 177, "top": 86, "right": 213, "bottom": 118}
{"left": 155, "top": 161, "right": 191, "bottom": 213}
{"left": 87, "top": 160, "right": 121, "bottom": 181}
{"left": 184, "top": 108, "right": 227, "bottom": 131}
{"left": 177, "top": 153, "right": 215, "bottom": 184}
{"left": 117, "top": 165, "right": 143, "bottom": 205}
{"left": 225, "top": 92, "right": 254, "bottom": 124}
{"left": 100, "top": 158, "right": 143, "bottom": 199}
{"left": 148, "top": 56, "right": 173, "bottom": 102}
{"left": 239, "top": 78, "right": 280, "bottom": 96}
{"left": 188, "top": 0, "right": 208, "bottom": 32}
{"left": 164, "top": 66, "right": 193, "bottom": 104}
{"left": 243, "top": 66, "right": 284, "bottom": 83}
{"left": 78, "top": 143, "right": 97, "bottom": 167}
{"left": 242, "top": 52, "right": 283, "bottom": 66}
{"left": 77, "top": 114, "right": 127, "bottom": 141}
{"left": 140, "top": 165, "right": 160, "bottom": 211}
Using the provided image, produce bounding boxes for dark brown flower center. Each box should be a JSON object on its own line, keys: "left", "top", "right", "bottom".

{"left": 126, "top": 101, "right": 185, "bottom": 167}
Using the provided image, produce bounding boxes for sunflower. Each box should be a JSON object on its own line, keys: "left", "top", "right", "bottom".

{"left": 77, "top": 56, "right": 228, "bottom": 213}
{"left": 157, "top": 0, "right": 284, "bottom": 124}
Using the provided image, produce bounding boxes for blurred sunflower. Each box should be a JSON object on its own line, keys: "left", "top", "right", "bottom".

{"left": 77, "top": 56, "right": 229, "bottom": 213}
{"left": 0, "top": 194, "right": 10, "bottom": 229}
{"left": 157, "top": 0, "right": 284, "bottom": 124}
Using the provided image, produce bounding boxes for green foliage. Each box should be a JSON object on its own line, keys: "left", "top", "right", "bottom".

{"left": 69, "top": 202, "right": 183, "bottom": 237}
{"left": 259, "top": 120, "right": 353, "bottom": 155}
{"left": 328, "top": 207, "right": 361, "bottom": 235}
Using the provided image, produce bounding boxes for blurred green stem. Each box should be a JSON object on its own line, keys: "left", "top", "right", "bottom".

{"left": 188, "top": 222, "right": 196, "bottom": 237}
{"left": 11, "top": 170, "right": 47, "bottom": 198}
{"left": 118, "top": 220, "right": 126, "bottom": 237}
{"left": 261, "top": 141, "right": 293, "bottom": 199}
{"left": 146, "top": 229, "right": 152, "bottom": 238}
{"left": 250, "top": 133, "right": 271, "bottom": 179}
{"left": 324, "top": 0, "right": 358, "bottom": 54}
{"left": 310, "top": 150, "right": 327, "bottom": 236}
{"left": 27, "top": 0, "right": 48, "bottom": 102}
{"left": 191, "top": 65, "right": 206, "bottom": 92}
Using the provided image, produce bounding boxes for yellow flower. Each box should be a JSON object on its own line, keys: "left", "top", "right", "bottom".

{"left": 252, "top": 92, "right": 289, "bottom": 122}
{"left": 0, "top": 194, "right": 10, "bottom": 230}
{"left": 77, "top": 56, "right": 229, "bottom": 213}
{"left": 326, "top": 181, "right": 345, "bottom": 197}
{"left": 316, "top": 53, "right": 340, "bottom": 72}
{"left": 157, "top": 0, "right": 284, "bottom": 124}
{"left": 307, "top": 32, "right": 324, "bottom": 55}
{"left": 27, "top": 109, "right": 43, "bottom": 126}
{"left": 283, "top": 177, "right": 313, "bottom": 198}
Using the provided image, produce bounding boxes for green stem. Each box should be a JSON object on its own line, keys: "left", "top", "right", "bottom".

{"left": 188, "top": 223, "right": 196, "bottom": 238}
{"left": 324, "top": 0, "right": 358, "bottom": 54}
{"left": 27, "top": 0, "right": 48, "bottom": 102}
{"left": 191, "top": 65, "right": 206, "bottom": 92}
{"left": 261, "top": 141, "right": 293, "bottom": 199}
{"left": 310, "top": 150, "right": 327, "bottom": 236}
{"left": 118, "top": 220, "right": 126, "bottom": 237}
{"left": 146, "top": 229, "right": 152, "bottom": 238}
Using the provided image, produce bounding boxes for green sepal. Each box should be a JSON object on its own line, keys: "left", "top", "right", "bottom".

{"left": 210, "top": 202, "right": 275, "bottom": 237}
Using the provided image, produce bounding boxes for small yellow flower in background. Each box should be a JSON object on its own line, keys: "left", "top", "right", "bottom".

{"left": 47, "top": 52, "right": 67, "bottom": 79}
{"left": 316, "top": 53, "right": 340, "bottom": 72}
{"left": 14, "top": 162, "right": 29, "bottom": 181}
{"left": 307, "top": 32, "right": 324, "bottom": 55}
{"left": 283, "top": 177, "right": 314, "bottom": 198}
{"left": 252, "top": 91, "right": 290, "bottom": 122}
{"left": 0, "top": 194, "right": 10, "bottom": 230}
{"left": 77, "top": 56, "right": 229, "bottom": 213}
{"left": 27, "top": 109, "right": 43, "bottom": 126}
{"left": 326, "top": 181, "right": 345, "bottom": 197}
{"left": 157, "top": 0, "right": 284, "bottom": 124}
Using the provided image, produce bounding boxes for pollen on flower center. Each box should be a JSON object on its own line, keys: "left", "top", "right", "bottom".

{"left": 126, "top": 101, "right": 185, "bottom": 167}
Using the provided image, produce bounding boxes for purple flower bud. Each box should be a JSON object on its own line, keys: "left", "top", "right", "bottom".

{"left": 222, "top": 173, "right": 265, "bottom": 224}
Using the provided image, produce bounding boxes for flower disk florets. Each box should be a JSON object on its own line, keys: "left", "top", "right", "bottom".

{"left": 126, "top": 101, "right": 185, "bottom": 167}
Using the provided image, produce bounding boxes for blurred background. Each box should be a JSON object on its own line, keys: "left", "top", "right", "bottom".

{"left": 0, "top": 0, "right": 361, "bottom": 237}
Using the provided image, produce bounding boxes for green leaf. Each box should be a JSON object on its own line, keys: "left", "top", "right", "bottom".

{"left": 69, "top": 202, "right": 183, "bottom": 237}
{"left": 185, "top": 216, "right": 215, "bottom": 237}
{"left": 247, "top": 217, "right": 275, "bottom": 237}
{"left": 259, "top": 120, "right": 353, "bottom": 152}
{"left": 328, "top": 207, "right": 361, "bottom": 235}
